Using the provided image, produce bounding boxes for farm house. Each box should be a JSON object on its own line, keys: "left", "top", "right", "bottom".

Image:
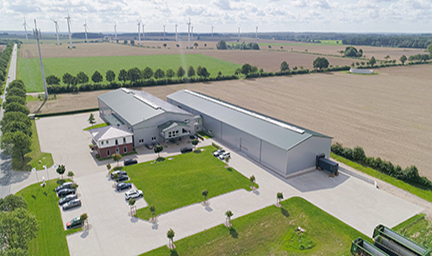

{"left": 167, "top": 90, "right": 333, "bottom": 177}
{"left": 97, "top": 88, "right": 201, "bottom": 147}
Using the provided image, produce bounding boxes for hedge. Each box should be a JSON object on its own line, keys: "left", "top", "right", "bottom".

{"left": 331, "top": 143, "right": 432, "bottom": 189}
{"left": 0, "top": 41, "right": 16, "bottom": 94}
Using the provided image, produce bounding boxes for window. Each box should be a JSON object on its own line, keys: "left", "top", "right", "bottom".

{"left": 115, "top": 139, "right": 118, "bottom": 145}
{"left": 124, "top": 146, "right": 127, "bottom": 153}
{"left": 138, "top": 139, "right": 144, "bottom": 143}
{"left": 106, "top": 140, "right": 109, "bottom": 144}
{"left": 107, "top": 149, "right": 110, "bottom": 156}
{"left": 152, "top": 137, "right": 156, "bottom": 141}
{"left": 123, "top": 138, "right": 126, "bottom": 143}
{"left": 101, "top": 141, "right": 104, "bottom": 145}
{"left": 116, "top": 148, "right": 119, "bottom": 154}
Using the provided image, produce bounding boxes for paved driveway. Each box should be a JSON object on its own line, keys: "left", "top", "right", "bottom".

{"left": 19, "top": 113, "right": 424, "bottom": 255}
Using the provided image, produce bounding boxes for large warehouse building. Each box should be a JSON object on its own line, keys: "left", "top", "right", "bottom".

{"left": 167, "top": 90, "right": 333, "bottom": 177}
{"left": 98, "top": 88, "right": 201, "bottom": 147}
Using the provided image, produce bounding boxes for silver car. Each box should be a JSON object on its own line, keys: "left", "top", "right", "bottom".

{"left": 62, "top": 199, "right": 81, "bottom": 210}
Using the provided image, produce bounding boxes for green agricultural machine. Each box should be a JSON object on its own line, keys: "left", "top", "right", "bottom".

{"left": 351, "top": 225, "right": 430, "bottom": 256}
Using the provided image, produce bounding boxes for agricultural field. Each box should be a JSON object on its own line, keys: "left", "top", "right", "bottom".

{"left": 27, "top": 64, "right": 432, "bottom": 180}
{"left": 18, "top": 53, "right": 241, "bottom": 92}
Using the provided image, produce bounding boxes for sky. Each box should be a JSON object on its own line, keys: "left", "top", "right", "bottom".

{"left": 1, "top": 0, "right": 432, "bottom": 34}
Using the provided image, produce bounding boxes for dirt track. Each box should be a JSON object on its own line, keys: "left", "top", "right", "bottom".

{"left": 28, "top": 64, "right": 432, "bottom": 179}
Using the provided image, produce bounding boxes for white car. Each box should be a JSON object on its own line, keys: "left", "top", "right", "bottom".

{"left": 213, "top": 149, "right": 225, "bottom": 157}
{"left": 125, "top": 190, "right": 143, "bottom": 200}
{"left": 219, "top": 152, "right": 231, "bottom": 160}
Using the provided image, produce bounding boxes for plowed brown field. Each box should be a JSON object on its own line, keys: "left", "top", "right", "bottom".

{"left": 28, "top": 64, "right": 432, "bottom": 179}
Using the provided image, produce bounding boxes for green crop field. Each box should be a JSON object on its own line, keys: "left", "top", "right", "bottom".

{"left": 18, "top": 54, "right": 241, "bottom": 92}
{"left": 259, "top": 40, "right": 342, "bottom": 47}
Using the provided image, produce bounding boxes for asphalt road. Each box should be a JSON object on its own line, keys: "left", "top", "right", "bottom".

{"left": 0, "top": 44, "right": 17, "bottom": 198}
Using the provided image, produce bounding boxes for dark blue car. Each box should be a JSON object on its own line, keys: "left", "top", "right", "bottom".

{"left": 116, "top": 183, "right": 132, "bottom": 191}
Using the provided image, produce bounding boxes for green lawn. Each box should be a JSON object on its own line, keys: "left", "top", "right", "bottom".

{"left": 142, "top": 197, "right": 367, "bottom": 256}
{"left": 17, "top": 54, "right": 241, "bottom": 92}
{"left": 83, "top": 122, "right": 109, "bottom": 131}
{"left": 26, "top": 95, "right": 40, "bottom": 102}
{"left": 126, "top": 145, "right": 253, "bottom": 220}
{"left": 331, "top": 153, "right": 432, "bottom": 203}
{"left": 17, "top": 179, "right": 80, "bottom": 256}
{"left": 197, "top": 131, "right": 212, "bottom": 139}
{"left": 23, "top": 120, "right": 54, "bottom": 171}
{"left": 393, "top": 214, "right": 432, "bottom": 249}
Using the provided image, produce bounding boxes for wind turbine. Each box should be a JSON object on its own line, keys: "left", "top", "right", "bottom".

{"left": 238, "top": 27, "right": 240, "bottom": 41}
{"left": 175, "top": 23, "right": 178, "bottom": 42}
{"left": 163, "top": 24, "right": 166, "bottom": 40}
{"left": 142, "top": 24, "right": 145, "bottom": 40}
{"left": 211, "top": 25, "right": 214, "bottom": 38}
{"left": 137, "top": 20, "right": 141, "bottom": 45}
{"left": 256, "top": 26, "right": 258, "bottom": 41}
{"left": 187, "top": 18, "right": 191, "bottom": 49}
{"left": 33, "top": 19, "right": 48, "bottom": 100}
{"left": 191, "top": 26, "right": 194, "bottom": 41}
{"left": 83, "top": 19, "right": 89, "bottom": 43}
{"left": 65, "top": 12, "right": 73, "bottom": 49}
{"left": 22, "top": 18, "right": 30, "bottom": 41}
{"left": 114, "top": 22, "right": 117, "bottom": 40}
{"left": 52, "top": 19, "right": 60, "bottom": 45}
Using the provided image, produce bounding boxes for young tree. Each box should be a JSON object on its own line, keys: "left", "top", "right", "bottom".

{"left": 202, "top": 189, "right": 208, "bottom": 203}
{"left": 80, "top": 213, "right": 88, "bottom": 229}
{"left": 166, "top": 69, "right": 175, "bottom": 78}
{"left": 127, "top": 67, "right": 142, "bottom": 82}
{"left": 67, "top": 171, "right": 75, "bottom": 181}
{"left": 154, "top": 69, "right": 165, "bottom": 79}
{"left": 384, "top": 55, "right": 391, "bottom": 62}
{"left": 224, "top": 155, "right": 230, "bottom": 168}
{"left": 106, "top": 163, "right": 111, "bottom": 173}
{"left": 106, "top": 70, "right": 116, "bottom": 82}
{"left": 176, "top": 66, "right": 185, "bottom": 78}
{"left": 167, "top": 228, "right": 175, "bottom": 249}
{"left": 163, "top": 43, "right": 167, "bottom": 48}
{"left": 276, "top": 192, "right": 283, "bottom": 207}
{"left": 191, "top": 138, "right": 199, "bottom": 150}
{"left": 225, "top": 210, "right": 233, "bottom": 227}
{"left": 112, "top": 154, "right": 122, "bottom": 166}
{"left": 123, "top": 40, "right": 128, "bottom": 45}
{"left": 118, "top": 69, "right": 128, "bottom": 84}
{"left": 129, "top": 198, "right": 136, "bottom": 215}
{"left": 198, "top": 67, "right": 210, "bottom": 78}
{"left": 280, "top": 61, "right": 289, "bottom": 72}
{"left": 56, "top": 164, "right": 66, "bottom": 179}
{"left": 91, "top": 71, "right": 103, "bottom": 83}
{"left": 62, "top": 73, "right": 73, "bottom": 85}
{"left": 76, "top": 72, "right": 89, "bottom": 84}
{"left": 112, "top": 173, "right": 119, "bottom": 184}
{"left": 193, "top": 42, "right": 198, "bottom": 49}
{"left": 142, "top": 67, "right": 154, "bottom": 79}
{"left": 313, "top": 57, "right": 329, "bottom": 70}
{"left": 154, "top": 145, "right": 164, "bottom": 158}
{"left": 88, "top": 113, "right": 96, "bottom": 129}
{"left": 150, "top": 205, "right": 156, "bottom": 222}
{"left": 249, "top": 175, "right": 256, "bottom": 189}
{"left": 400, "top": 55, "right": 407, "bottom": 65}
{"left": 130, "top": 40, "right": 135, "bottom": 46}
{"left": 369, "top": 56, "right": 376, "bottom": 67}
{"left": 46, "top": 75, "right": 60, "bottom": 85}
{"left": 241, "top": 63, "right": 252, "bottom": 75}
{"left": 187, "top": 66, "right": 195, "bottom": 77}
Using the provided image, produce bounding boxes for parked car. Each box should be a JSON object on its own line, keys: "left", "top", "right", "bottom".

{"left": 111, "top": 170, "right": 127, "bottom": 179}
{"left": 180, "top": 147, "right": 193, "bottom": 153}
{"left": 58, "top": 194, "right": 78, "bottom": 206}
{"left": 218, "top": 152, "right": 231, "bottom": 160}
{"left": 145, "top": 143, "right": 153, "bottom": 150}
{"left": 116, "top": 183, "right": 132, "bottom": 191}
{"left": 125, "top": 190, "right": 143, "bottom": 200}
{"left": 57, "top": 188, "right": 76, "bottom": 197}
{"left": 62, "top": 199, "right": 81, "bottom": 210}
{"left": 189, "top": 135, "right": 197, "bottom": 139}
{"left": 213, "top": 149, "right": 225, "bottom": 157}
{"left": 117, "top": 175, "right": 129, "bottom": 182}
{"left": 124, "top": 159, "right": 138, "bottom": 166}
{"left": 66, "top": 217, "right": 83, "bottom": 229}
{"left": 55, "top": 182, "right": 73, "bottom": 193}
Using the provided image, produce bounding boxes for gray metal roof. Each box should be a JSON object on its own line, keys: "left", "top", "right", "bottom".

{"left": 98, "top": 88, "right": 192, "bottom": 126}
{"left": 167, "top": 90, "right": 331, "bottom": 151}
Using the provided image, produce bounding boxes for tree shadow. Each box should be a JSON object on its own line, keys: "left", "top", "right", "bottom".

{"left": 226, "top": 167, "right": 233, "bottom": 172}
{"left": 229, "top": 227, "right": 238, "bottom": 238}
{"left": 281, "top": 207, "right": 290, "bottom": 218}
{"left": 193, "top": 150, "right": 201, "bottom": 154}
{"left": 57, "top": 179, "right": 66, "bottom": 185}
{"left": 155, "top": 157, "right": 165, "bottom": 163}
{"left": 170, "top": 249, "right": 179, "bottom": 256}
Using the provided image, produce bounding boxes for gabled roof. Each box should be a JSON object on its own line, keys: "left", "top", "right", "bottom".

{"left": 91, "top": 125, "right": 134, "bottom": 141}
{"left": 98, "top": 88, "right": 193, "bottom": 126}
{"left": 167, "top": 90, "right": 332, "bottom": 151}
{"left": 158, "top": 121, "right": 190, "bottom": 133}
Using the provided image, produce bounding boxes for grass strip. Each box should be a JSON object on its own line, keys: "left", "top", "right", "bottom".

{"left": 331, "top": 152, "right": 432, "bottom": 203}
{"left": 24, "top": 120, "right": 54, "bottom": 171}
{"left": 83, "top": 122, "right": 109, "bottom": 131}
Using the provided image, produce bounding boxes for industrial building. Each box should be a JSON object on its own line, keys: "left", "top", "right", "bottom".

{"left": 167, "top": 90, "right": 333, "bottom": 177}
{"left": 97, "top": 88, "right": 201, "bottom": 147}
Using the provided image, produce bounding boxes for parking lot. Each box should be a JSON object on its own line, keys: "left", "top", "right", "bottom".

{"left": 32, "top": 112, "right": 424, "bottom": 256}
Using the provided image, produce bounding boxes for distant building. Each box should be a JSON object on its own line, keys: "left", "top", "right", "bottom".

{"left": 97, "top": 88, "right": 201, "bottom": 148}
{"left": 167, "top": 90, "right": 332, "bottom": 178}
{"left": 90, "top": 125, "right": 134, "bottom": 158}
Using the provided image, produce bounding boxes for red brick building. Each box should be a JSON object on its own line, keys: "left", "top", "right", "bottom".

{"left": 90, "top": 125, "right": 134, "bottom": 158}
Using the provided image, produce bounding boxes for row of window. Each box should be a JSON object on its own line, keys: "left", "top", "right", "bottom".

{"left": 106, "top": 146, "right": 128, "bottom": 156}
{"left": 138, "top": 137, "right": 157, "bottom": 144}
{"left": 101, "top": 137, "right": 127, "bottom": 146}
